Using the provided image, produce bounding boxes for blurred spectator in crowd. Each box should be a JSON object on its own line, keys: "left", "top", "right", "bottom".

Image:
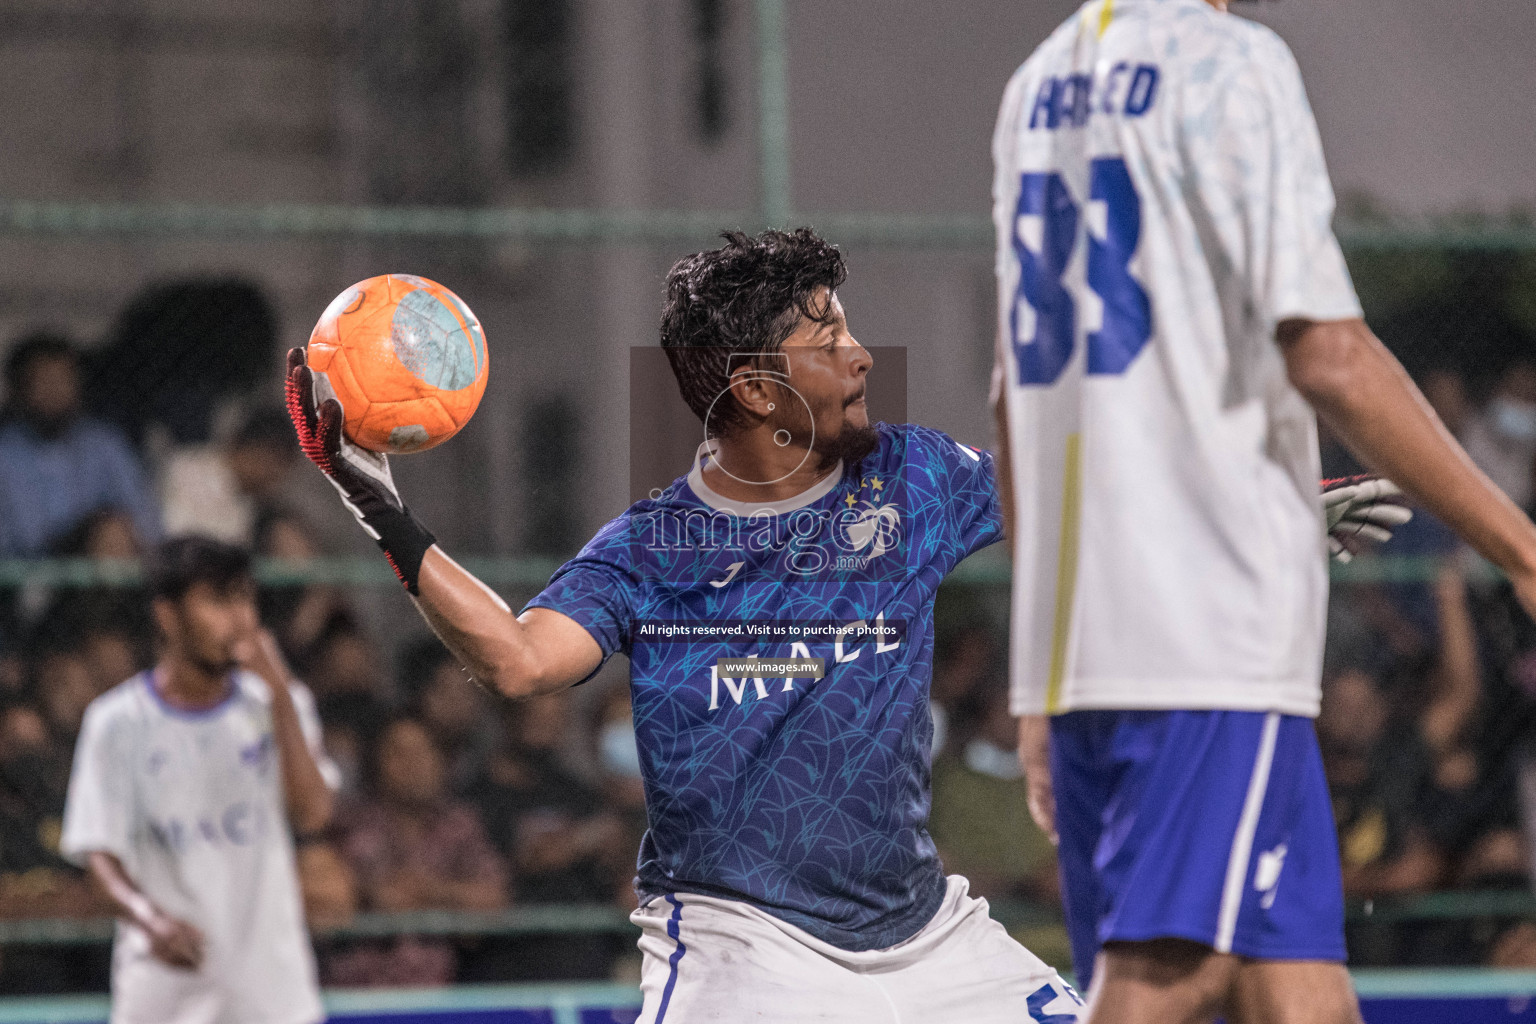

{"left": 329, "top": 717, "right": 508, "bottom": 987}
{"left": 0, "top": 332, "right": 160, "bottom": 556}
{"left": 1418, "top": 367, "right": 1472, "bottom": 440}
{"left": 1489, "top": 922, "right": 1536, "bottom": 968}
{"left": 1464, "top": 542, "right": 1536, "bottom": 888}
{"left": 23, "top": 517, "right": 155, "bottom": 673}
{"left": 1321, "top": 563, "right": 1517, "bottom": 899}
{"left": 1412, "top": 566, "right": 1525, "bottom": 888}
{"left": 76, "top": 623, "right": 146, "bottom": 698}
{"left": 464, "top": 691, "right": 632, "bottom": 982}
{"left": 472, "top": 693, "right": 624, "bottom": 906}
{"left": 592, "top": 685, "right": 648, "bottom": 859}
{"left": 928, "top": 676, "right": 1056, "bottom": 903}
{"left": 254, "top": 508, "right": 350, "bottom": 661}
{"left": 296, "top": 839, "right": 358, "bottom": 932}
{"left": 34, "top": 647, "right": 102, "bottom": 749}
{"left": 1338, "top": 511, "right": 1464, "bottom": 689}
{"left": 0, "top": 654, "right": 24, "bottom": 704}
{"left": 1318, "top": 666, "right": 1443, "bottom": 897}
{"left": 0, "top": 704, "right": 98, "bottom": 919}
{"left": 926, "top": 673, "right": 1071, "bottom": 972}
{"left": 1461, "top": 359, "right": 1536, "bottom": 510}
{"left": 400, "top": 638, "right": 496, "bottom": 796}
{"left": 48, "top": 507, "right": 143, "bottom": 561}
{"left": 160, "top": 408, "right": 300, "bottom": 546}
{"left": 929, "top": 615, "right": 998, "bottom": 760}
{"left": 301, "top": 612, "right": 390, "bottom": 797}
{"left": 0, "top": 702, "right": 104, "bottom": 991}
{"left": 90, "top": 280, "right": 276, "bottom": 448}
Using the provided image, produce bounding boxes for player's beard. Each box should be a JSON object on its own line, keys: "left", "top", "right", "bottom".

{"left": 187, "top": 639, "right": 239, "bottom": 679}
{"left": 192, "top": 653, "right": 239, "bottom": 678}
{"left": 810, "top": 390, "right": 879, "bottom": 473}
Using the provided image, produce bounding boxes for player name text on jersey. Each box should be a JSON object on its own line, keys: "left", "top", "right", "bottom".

{"left": 1029, "top": 63, "right": 1160, "bottom": 131}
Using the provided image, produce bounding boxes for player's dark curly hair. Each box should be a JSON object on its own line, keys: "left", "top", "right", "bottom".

{"left": 147, "top": 535, "right": 253, "bottom": 602}
{"left": 660, "top": 228, "right": 847, "bottom": 437}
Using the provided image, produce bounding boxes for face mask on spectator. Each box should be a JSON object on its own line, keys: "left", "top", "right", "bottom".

{"left": 1491, "top": 397, "right": 1536, "bottom": 444}
{"left": 962, "top": 738, "right": 1023, "bottom": 781}
{"left": 599, "top": 721, "right": 643, "bottom": 779}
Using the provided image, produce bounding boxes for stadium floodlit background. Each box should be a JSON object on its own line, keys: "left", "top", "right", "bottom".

{"left": 1, "top": 0, "right": 1535, "bottom": 1020}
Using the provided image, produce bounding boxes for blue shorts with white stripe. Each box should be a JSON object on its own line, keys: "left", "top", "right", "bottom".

{"left": 1050, "top": 709, "right": 1346, "bottom": 990}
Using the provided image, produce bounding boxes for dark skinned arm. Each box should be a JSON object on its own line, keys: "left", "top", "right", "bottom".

{"left": 1280, "top": 317, "right": 1536, "bottom": 617}
{"left": 238, "top": 629, "right": 334, "bottom": 835}
{"left": 412, "top": 547, "right": 603, "bottom": 700}
{"left": 994, "top": 352, "right": 1058, "bottom": 843}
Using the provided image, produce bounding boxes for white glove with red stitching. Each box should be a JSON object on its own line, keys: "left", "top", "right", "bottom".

{"left": 1322, "top": 475, "right": 1413, "bottom": 563}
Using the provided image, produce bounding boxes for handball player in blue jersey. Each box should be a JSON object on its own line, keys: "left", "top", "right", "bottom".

{"left": 287, "top": 228, "right": 1085, "bottom": 1023}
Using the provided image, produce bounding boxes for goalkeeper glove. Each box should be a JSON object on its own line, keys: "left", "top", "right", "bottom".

{"left": 284, "top": 347, "right": 437, "bottom": 593}
{"left": 1321, "top": 475, "right": 1413, "bottom": 563}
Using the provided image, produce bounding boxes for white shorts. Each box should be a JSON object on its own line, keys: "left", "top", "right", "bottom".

{"left": 630, "top": 875, "right": 1083, "bottom": 1023}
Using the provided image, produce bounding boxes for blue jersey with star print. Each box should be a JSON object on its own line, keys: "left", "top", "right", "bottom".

{"left": 526, "top": 421, "right": 1001, "bottom": 951}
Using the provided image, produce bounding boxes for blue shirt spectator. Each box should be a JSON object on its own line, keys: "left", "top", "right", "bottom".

{"left": 0, "top": 333, "right": 161, "bottom": 556}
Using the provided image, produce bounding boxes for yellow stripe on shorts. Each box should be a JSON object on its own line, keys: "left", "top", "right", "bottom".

{"left": 1045, "top": 433, "right": 1082, "bottom": 714}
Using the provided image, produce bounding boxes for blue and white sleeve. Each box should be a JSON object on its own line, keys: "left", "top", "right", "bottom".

{"left": 524, "top": 541, "right": 641, "bottom": 674}
{"left": 909, "top": 425, "right": 1005, "bottom": 563}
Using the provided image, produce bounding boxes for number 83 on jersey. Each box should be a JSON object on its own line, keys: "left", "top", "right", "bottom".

{"left": 1007, "top": 156, "right": 1153, "bottom": 387}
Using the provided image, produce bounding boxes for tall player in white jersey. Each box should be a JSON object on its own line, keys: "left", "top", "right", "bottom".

{"left": 62, "top": 537, "right": 337, "bottom": 1024}
{"left": 994, "top": 1, "right": 1536, "bottom": 1021}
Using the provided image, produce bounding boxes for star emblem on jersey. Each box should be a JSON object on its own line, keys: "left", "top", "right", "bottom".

{"left": 857, "top": 476, "right": 886, "bottom": 502}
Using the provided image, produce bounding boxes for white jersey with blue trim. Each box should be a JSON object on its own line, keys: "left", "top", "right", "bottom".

{"left": 994, "top": 0, "right": 1361, "bottom": 718}
{"left": 61, "top": 671, "right": 333, "bottom": 1024}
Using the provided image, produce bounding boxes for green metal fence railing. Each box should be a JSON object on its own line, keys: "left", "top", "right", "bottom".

{"left": 1, "top": 199, "right": 1533, "bottom": 253}
{"left": 0, "top": 552, "right": 1491, "bottom": 589}
{"left": 0, "top": 905, "right": 637, "bottom": 947}
{"left": 0, "top": 889, "right": 1530, "bottom": 948}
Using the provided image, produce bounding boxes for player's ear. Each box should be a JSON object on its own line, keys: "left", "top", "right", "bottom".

{"left": 727, "top": 364, "right": 774, "bottom": 420}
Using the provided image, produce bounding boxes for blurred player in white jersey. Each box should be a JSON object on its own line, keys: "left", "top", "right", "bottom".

{"left": 62, "top": 537, "right": 336, "bottom": 1024}
{"left": 993, "top": 1, "right": 1536, "bottom": 1021}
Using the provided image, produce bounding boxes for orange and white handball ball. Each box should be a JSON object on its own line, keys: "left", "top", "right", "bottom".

{"left": 307, "top": 274, "right": 488, "bottom": 454}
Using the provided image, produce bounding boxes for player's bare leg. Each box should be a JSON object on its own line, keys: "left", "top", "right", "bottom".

{"left": 1083, "top": 940, "right": 1234, "bottom": 1024}
{"left": 1226, "top": 960, "right": 1363, "bottom": 1024}
{"left": 1084, "top": 943, "right": 1362, "bottom": 1024}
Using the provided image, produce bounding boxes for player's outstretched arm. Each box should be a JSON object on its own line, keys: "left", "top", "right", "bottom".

{"left": 412, "top": 548, "right": 602, "bottom": 699}
{"left": 285, "top": 349, "right": 601, "bottom": 700}
{"left": 1282, "top": 318, "right": 1536, "bottom": 610}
